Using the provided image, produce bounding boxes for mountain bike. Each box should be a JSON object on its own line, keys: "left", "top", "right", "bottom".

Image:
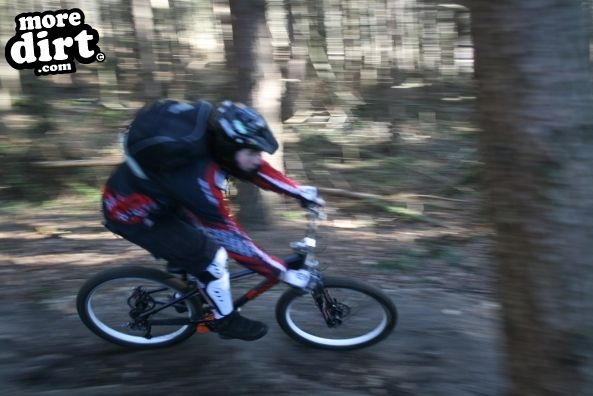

{"left": 76, "top": 206, "right": 397, "bottom": 350}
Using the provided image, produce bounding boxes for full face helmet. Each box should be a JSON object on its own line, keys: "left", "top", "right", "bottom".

{"left": 208, "top": 101, "right": 279, "bottom": 175}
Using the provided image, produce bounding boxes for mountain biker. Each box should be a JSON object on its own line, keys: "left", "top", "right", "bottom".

{"left": 101, "top": 100, "right": 324, "bottom": 341}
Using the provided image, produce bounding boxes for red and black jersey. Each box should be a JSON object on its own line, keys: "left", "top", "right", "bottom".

{"left": 102, "top": 159, "right": 306, "bottom": 279}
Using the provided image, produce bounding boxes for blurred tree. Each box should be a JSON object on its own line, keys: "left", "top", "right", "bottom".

{"left": 131, "top": 0, "right": 162, "bottom": 101}
{"left": 0, "top": 1, "right": 21, "bottom": 110}
{"left": 472, "top": 2, "right": 593, "bottom": 395}
{"left": 228, "top": 0, "right": 284, "bottom": 227}
{"left": 96, "top": 1, "right": 120, "bottom": 106}
{"left": 281, "top": 0, "right": 308, "bottom": 121}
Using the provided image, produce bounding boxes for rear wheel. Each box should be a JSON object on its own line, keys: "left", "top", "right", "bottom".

{"left": 77, "top": 266, "right": 202, "bottom": 349}
{"left": 275, "top": 276, "right": 397, "bottom": 350}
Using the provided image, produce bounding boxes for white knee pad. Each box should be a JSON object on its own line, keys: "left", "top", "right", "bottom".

{"left": 206, "top": 247, "right": 228, "bottom": 278}
{"left": 204, "top": 248, "right": 233, "bottom": 316}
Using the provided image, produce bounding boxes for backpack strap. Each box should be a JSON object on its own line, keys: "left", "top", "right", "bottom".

{"left": 122, "top": 131, "right": 150, "bottom": 180}
{"left": 191, "top": 100, "right": 212, "bottom": 140}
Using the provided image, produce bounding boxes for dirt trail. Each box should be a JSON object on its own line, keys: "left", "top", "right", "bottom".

{"left": 0, "top": 206, "right": 507, "bottom": 396}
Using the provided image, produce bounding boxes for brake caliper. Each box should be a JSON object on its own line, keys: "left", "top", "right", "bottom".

{"left": 313, "top": 289, "right": 346, "bottom": 328}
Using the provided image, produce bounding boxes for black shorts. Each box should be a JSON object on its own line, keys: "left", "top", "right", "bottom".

{"left": 104, "top": 217, "right": 220, "bottom": 275}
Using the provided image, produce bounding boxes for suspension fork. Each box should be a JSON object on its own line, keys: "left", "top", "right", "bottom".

{"left": 311, "top": 284, "right": 339, "bottom": 326}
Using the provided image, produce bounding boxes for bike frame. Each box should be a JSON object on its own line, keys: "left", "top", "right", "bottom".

{"left": 137, "top": 253, "right": 307, "bottom": 326}
{"left": 137, "top": 207, "right": 322, "bottom": 326}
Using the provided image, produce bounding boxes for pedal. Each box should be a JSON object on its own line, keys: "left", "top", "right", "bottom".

{"left": 196, "top": 313, "right": 215, "bottom": 334}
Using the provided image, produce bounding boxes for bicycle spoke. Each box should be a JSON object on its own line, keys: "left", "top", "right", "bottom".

{"left": 276, "top": 276, "right": 396, "bottom": 350}
{"left": 288, "top": 287, "right": 389, "bottom": 343}
{"left": 85, "top": 277, "right": 195, "bottom": 344}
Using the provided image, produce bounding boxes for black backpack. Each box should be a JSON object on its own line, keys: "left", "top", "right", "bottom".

{"left": 124, "top": 99, "right": 213, "bottom": 172}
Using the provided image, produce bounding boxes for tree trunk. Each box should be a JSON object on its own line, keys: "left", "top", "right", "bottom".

{"left": 0, "top": 0, "right": 22, "bottom": 109}
{"left": 228, "top": 0, "right": 284, "bottom": 228}
{"left": 131, "top": 0, "right": 162, "bottom": 101}
{"left": 97, "top": 1, "right": 120, "bottom": 106}
{"left": 281, "top": 0, "right": 308, "bottom": 122}
{"left": 471, "top": 2, "right": 593, "bottom": 395}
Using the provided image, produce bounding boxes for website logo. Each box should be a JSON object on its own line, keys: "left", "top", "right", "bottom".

{"left": 4, "top": 8, "right": 104, "bottom": 76}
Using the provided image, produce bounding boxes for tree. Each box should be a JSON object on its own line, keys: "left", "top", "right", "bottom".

{"left": 471, "top": 1, "right": 593, "bottom": 395}
{"left": 228, "top": 0, "right": 284, "bottom": 227}
{"left": 281, "top": 0, "right": 308, "bottom": 122}
{"left": 131, "top": 0, "right": 162, "bottom": 101}
{"left": 0, "top": 0, "right": 21, "bottom": 110}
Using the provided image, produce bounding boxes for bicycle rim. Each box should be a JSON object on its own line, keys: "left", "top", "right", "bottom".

{"left": 279, "top": 278, "right": 396, "bottom": 349}
{"left": 85, "top": 276, "right": 196, "bottom": 346}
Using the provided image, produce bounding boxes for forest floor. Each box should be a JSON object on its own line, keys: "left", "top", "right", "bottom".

{"left": 0, "top": 186, "right": 508, "bottom": 396}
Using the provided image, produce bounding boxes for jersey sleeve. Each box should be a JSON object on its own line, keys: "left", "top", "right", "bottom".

{"left": 179, "top": 162, "right": 288, "bottom": 279}
{"left": 250, "top": 160, "right": 303, "bottom": 199}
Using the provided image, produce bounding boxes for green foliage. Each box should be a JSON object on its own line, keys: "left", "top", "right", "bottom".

{"left": 295, "top": 132, "right": 342, "bottom": 156}
{"left": 280, "top": 211, "right": 305, "bottom": 221}
{"left": 1, "top": 182, "right": 102, "bottom": 213}
{"left": 416, "top": 237, "right": 463, "bottom": 266}
{"left": 354, "top": 199, "right": 427, "bottom": 223}
{"left": 372, "top": 241, "right": 462, "bottom": 273}
{"left": 30, "top": 285, "right": 55, "bottom": 301}
{"left": 0, "top": 142, "right": 48, "bottom": 201}
{"left": 97, "top": 108, "right": 130, "bottom": 123}
{"left": 374, "top": 248, "right": 424, "bottom": 272}
{"left": 438, "top": 247, "right": 461, "bottom": 266}
{"left": 375, "top": 256, "right": 418, "bottom": 272}
{"left": 385, "top": 205, "right": 424, "bottom": 219}
{"left": 11, "top": 97, "right": 31, "bottom": 108}
{"left": 68, "top": 183, "right": 102, "bottom": 201}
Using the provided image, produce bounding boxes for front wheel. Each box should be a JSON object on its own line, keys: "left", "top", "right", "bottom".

{"left": 77, "top": 266, "right": 202, "bottom": 349}
{"left": 275, "top": 276, "right": 397, "bottom": 350}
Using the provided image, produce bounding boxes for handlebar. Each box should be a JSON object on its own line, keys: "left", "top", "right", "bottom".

{"left": 289, "top": 205, "right": 326, "bottom": 257}
{"left": 290, "top": 185, "right": 326, "bottom": 258}
{"left": 305, "top": 205, "right": 327, "bottom": 221}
